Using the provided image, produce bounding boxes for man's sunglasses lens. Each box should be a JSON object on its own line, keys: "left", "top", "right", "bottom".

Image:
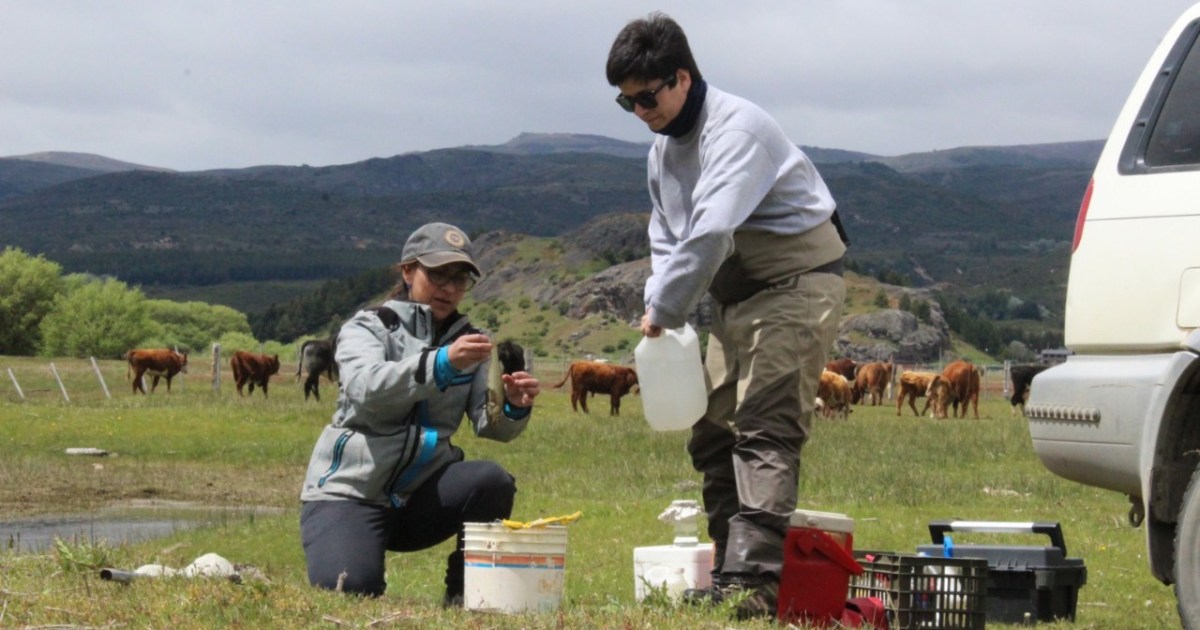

{"left": 614, "top": 75, "right": 675, "bottom": 112}
{"left": 616, "top": 93, "right": 654, "bottom": 112}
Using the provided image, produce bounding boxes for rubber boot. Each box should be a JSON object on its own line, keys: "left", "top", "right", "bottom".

{"left": 682, "top": 573, "right": 779, "bottom": 620}
{"left": 442, "top": 548, "right": 464, "bottom": 608}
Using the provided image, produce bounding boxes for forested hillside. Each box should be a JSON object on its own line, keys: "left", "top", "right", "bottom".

{"left": 0, "top": 134, "right": 1101, "bottom": 354}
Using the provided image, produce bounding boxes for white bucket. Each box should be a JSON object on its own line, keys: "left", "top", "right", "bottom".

{"left": 463, "top": 522, "right": 568, "bottom": 613}
{"left": 635, "top": 323, "right": 708, "bottom": 431}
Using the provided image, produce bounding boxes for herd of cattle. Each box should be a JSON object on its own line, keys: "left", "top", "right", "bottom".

{"left": 122, "top": 343, "right": 1048, "bottom": 420}
{"left": 119, "top": 338, "right": 525, "bottom": 402}
{"left": 817, "top": 358, "right": 1048, "bottom": 420}
{"left": 122, "top": 340, "right": 339, "bottom": 400}
{"left": 550, "top": 354, "right": 1047, "bottom": 422}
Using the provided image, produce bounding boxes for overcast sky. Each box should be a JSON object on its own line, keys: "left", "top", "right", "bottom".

{"left": 1, "top": 2, "right": 1193, "bottom": 171}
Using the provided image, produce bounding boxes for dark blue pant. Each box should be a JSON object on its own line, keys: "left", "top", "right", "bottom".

{"left": 300, "top": 459, "right": 516, "bottom": 598}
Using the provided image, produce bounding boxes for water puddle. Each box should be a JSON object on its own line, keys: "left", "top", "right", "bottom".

{"left": 0, "top": 500, "right": 283, "bottom": 554}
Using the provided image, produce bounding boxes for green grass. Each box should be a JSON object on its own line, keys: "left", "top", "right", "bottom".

{"left": 0, "top": 356, "right": 1183, "bottom": 628}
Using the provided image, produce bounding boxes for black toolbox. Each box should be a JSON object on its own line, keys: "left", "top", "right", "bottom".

{"left": 916, "top": 520, "right": 1087, "bottom": 625}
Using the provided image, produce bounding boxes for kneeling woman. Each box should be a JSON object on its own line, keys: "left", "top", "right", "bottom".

{"left": 299, "top": 222, "right": 540, "bottom": 604}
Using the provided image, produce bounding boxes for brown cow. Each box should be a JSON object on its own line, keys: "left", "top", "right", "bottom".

{"left": 853, "top": 361, "right": 893, "bottom": 406}
{"left": 552, "top": 361, "right": 638, "bottom": 415}
{"left": 934, "top": 360, "right": 981, "bottom": 419}
{"left": 817, "top": 369, "right": 853, "bottom": 420}
{"left": 896, "top": 370, "right": 939, "bottom": 417}
{"left": 926, "top": 375, "right": 952, "bottom": 418}
{"left": 824, "top": 358, "right": 857, "bottom": 382}
{"left": 231, "top": 351, "right": 281, "bottom": 398}
{"left": 125, "top": 348, "right": 188, "bottom": 394}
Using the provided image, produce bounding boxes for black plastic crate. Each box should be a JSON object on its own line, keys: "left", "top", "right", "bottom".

{"left": 850, "top": 550, "right": 988, "bottom": 630}
{"left": 987, "top": 560, "right": 1087, "bottom": 624}
{"left": 917, "top": 520, "right": 1088, "bottom": 625}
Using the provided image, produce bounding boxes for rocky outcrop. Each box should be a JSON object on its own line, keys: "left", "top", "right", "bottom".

{"left": 473, "top": 220, "right": 950, "bottom": 363}
{"left": 562, "top": 213, "right": 649, "bottom": 264}
{"left": 835, "top": 308, "right": 951, "bottom": 363}
{"left": 557, "top": 259, "right": 649, "bottom": 323}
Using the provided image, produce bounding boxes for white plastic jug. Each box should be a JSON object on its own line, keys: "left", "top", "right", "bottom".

{"left": 633, "top": 498, "right": 714, "bottom": 602}
{"left": 634, "top": 323, "right": 707, "bottom": 431}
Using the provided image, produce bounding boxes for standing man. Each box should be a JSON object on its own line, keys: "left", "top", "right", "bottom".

{"left": 606, "top": 13, "right": 847, "bottom": 619}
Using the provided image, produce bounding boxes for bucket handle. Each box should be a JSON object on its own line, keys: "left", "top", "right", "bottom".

{"left": 792, "top": 530, "right": 864, "bottom": 575}
{"left": 927, "top": 520, "right": 1067, "bottom": 555}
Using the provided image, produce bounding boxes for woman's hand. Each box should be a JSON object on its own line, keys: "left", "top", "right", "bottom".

{"left": 502, "top": 372, "right": 540, "bottom": 408}
{"left": 447, "top": 334, "right": 493, "bottom": 371}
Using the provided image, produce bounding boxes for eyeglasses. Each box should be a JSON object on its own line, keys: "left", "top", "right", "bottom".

{"left": 615, "top": 74, "right": 678, "bottom": 112}
{"left": 420, "top": 265, "right": 477, "bottom": 291}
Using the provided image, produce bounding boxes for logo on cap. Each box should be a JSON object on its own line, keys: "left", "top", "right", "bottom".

{"left": 444, "top": 230, "right": 466, "bottom": 249}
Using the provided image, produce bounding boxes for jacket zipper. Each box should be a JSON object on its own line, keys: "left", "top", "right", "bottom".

{"left": 386, "top": 400, "right": 437, "bottom": 507}
{"left": 316, "top": 430, "right": 353, "bottom": 488}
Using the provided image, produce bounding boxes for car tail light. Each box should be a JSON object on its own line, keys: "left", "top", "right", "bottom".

{"left": 1072, "top": 179, "right": 1094, "bottom": 253}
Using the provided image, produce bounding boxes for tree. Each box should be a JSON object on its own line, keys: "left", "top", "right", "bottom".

{"left": 912, "top": 299, "right": 932, "bottom": 324}
{"left": 146, "top": 299, "right": 252, "bottom": 353}
{"left": 0, "top": 247, "right": 65, "bottom": 355}
{"left": 39, "top": 277, "right": 151, "bottom": 358}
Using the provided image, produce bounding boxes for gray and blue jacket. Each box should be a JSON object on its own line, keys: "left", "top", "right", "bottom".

{"left": 300, "top": 299, "right": 529, "bottom": 507}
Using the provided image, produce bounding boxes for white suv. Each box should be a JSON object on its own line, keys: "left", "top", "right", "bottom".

{"left": 1027, "top": 3, "right": 1200, "bottom": 625}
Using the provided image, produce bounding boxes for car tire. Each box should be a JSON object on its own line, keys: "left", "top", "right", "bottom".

{"left": 1176, "top": 466, "right": 1200, "bottom": 628}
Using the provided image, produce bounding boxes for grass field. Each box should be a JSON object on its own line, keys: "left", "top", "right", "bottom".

{"left": 0, "top": 355, "right": 1183, "bottom": 628}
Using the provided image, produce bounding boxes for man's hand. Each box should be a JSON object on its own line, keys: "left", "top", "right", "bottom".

{"left": 640, "top": 309, "right": 663, "bottom": 338}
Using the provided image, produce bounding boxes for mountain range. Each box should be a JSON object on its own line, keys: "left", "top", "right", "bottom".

{"left": 0, "top": 134, "right": 1101, "bottom": 333}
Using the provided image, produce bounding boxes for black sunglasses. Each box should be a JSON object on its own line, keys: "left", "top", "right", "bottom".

{"left": 615, "top": 74, "right": 678, "bottom": 112}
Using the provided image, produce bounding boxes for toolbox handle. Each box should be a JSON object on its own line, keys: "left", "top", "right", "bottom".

{"left": 928, "top": 520, "right": 1067, "bottom": 555}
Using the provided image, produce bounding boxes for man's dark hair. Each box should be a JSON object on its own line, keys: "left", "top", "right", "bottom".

{"left": 606, "top": 12, "right": 702, "bottom": 86}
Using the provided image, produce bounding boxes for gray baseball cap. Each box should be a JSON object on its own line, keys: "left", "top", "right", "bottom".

{"left": 401, "top": 222, "right": 481, "bottom": 275}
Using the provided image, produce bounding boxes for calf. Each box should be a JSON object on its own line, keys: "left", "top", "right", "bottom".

{"left": 231, "top": 351, "right": 281, "bottom": 398}
{"left": 926, "top": 375, "right": 953, "bottom": 418}
{"left": 125, "top": 348, "right": 188, "bottom": 394}
{"left": 817, "top": 369, "right": 853, "bottom": 420}
{"left": 934, "top": 360, "right": 981, "bottom": 419}
{"left": 853, "top": 361, "right": 893, "bottom": 406}
{"left": 552, "top": 361, "right": 638, "bottom": 415}
{"left": 896, "top": 370, "right": 940, "bottom": 417}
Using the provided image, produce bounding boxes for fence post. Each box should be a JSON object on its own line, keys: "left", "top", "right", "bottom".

{"left": 90, "top": 356, "right": 112, "bottom": 399}
{"left": 49, "top": 362, "right": 70, "bottom": 403}
{"left": 7, "top": 368, "right": 24, "bottom": 401}
{"left": 1003, "top": 359, "right": 1012, "bottom": 398}
{"left": 212, "top": 343, "right": 222, "bottom": 392}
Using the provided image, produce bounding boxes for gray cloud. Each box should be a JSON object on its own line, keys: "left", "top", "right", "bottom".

{"left": 0, "top": 1, "right": 1192, "bottom": 170}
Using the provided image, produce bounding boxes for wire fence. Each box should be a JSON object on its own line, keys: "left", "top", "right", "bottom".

{"left": 1, "top": 345, "right": 315, "bottom": 404}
